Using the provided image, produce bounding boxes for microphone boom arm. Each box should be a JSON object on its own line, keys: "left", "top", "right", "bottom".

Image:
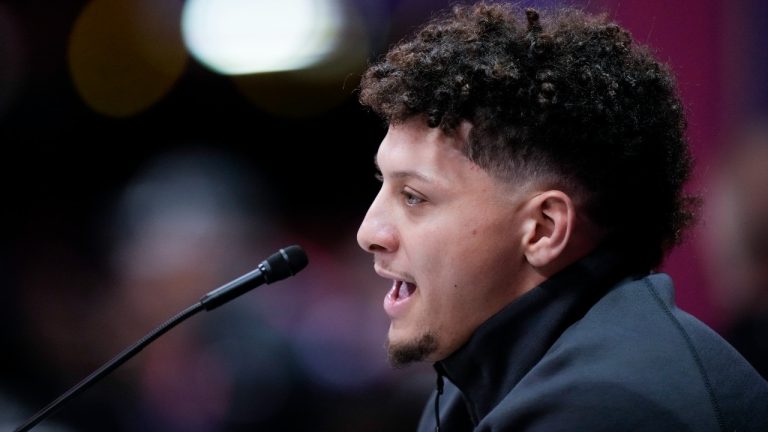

{"left": 14, "top": 245, "right": 308, "bottom": 432}
{"left": 14, "top": 302, "right": 204, "bottom": 432}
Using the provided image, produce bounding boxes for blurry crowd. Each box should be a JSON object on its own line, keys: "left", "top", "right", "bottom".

{"left": 0, "top": 149, "right": 432, "bottom": 431}
{"left": 702, "top": 122, "right": 768, "bottom": 379}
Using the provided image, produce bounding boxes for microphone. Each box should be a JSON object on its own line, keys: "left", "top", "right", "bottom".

{"left": 15, "top": 245, "right": 308, "bottom": 432}
{"left": 201, "top": 244, "right": 308, "bottom": 310}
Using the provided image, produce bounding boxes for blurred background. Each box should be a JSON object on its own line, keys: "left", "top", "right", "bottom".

{"left": 1, "top": 0, "right": 767, "bottom": 430}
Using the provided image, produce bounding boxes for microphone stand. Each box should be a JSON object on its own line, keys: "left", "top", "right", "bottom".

{"left": 15, "top": 302, "right": 204, "bottom": 432}
{"left": 14, "top": 245, "right": 308, "bottom": 432}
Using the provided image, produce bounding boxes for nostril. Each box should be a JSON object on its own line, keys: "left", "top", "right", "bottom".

{"left": 368, "top": 243, "right": 388, "bottom": 252}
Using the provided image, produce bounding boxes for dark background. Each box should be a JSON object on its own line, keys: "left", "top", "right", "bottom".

{"left": 2, "top": 0, "right": 768, "bottom": 430}
{"left": 0, "top": 0, "right": 386, "bottom": 242}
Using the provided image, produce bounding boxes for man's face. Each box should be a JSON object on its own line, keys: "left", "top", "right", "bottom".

{"left": 357, "top": 117, "right": 533, "bottom": 366}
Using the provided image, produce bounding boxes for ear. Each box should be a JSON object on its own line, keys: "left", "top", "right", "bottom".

{"left": 520, "top": 190, "right": 575, "bottom": 269}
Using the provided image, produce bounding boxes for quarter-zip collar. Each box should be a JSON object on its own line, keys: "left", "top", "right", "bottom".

{"left": 433, "top": 245, "right": 633, "bottom": 426}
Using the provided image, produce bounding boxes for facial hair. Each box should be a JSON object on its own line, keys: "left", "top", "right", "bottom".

{"left": 387, "top": 333, "right": 438, "bottom": 368}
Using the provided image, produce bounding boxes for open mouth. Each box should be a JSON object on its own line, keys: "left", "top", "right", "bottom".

{"left": 377, "top": 267, "right": 419, "bottom": 317}
{"left": 390, "top": 280, "right": 417, "bottom": 301}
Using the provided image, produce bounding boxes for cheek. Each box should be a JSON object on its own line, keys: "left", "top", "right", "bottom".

{"left": 414, "top": 209, "right": 511, "bottom": 264}
{"left": 404, "top": 202, "right": 520, "bottom": 283}
{"left": 418, "top": 222, "right": 507, "bottom": 288}
{"left": 453, "top": 218, "right": 522, "bottom": 289}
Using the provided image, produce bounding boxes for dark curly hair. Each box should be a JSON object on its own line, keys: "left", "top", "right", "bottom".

{"left": 359, "top": 3, "right": 698, "bottom": 272}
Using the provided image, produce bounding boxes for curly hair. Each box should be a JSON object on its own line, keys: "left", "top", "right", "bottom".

{"left": 359, "top": 3, "right": 698, "bottom": 272}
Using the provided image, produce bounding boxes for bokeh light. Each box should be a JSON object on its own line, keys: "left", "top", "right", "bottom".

{"left": 226, "top": 0, "right": 371, "bottom": 117}
{"left": 182, "top": 0, "right": 345, "bottom": 75}
{"left": 68, "top": 0, "right": 187, "bottom": 117}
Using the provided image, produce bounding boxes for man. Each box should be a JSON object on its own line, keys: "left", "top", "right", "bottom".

{"left": 356, "top": 3, "right": 768, "bottom": 431}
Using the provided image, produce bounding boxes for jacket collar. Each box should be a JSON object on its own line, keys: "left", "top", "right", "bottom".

{"left": 434, "top": 246, "right": 632, "bottom": 425}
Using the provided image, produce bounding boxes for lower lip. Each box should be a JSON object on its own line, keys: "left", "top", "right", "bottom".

{"left": 383, "top": 282, "right": 414, "bottom": 318}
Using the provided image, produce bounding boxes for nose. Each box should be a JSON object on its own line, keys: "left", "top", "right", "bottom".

{"left": 357, "top": 190, "right": 398, "bottom": 254}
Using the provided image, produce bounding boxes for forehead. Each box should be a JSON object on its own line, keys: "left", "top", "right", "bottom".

{"left": 375, "top": 119, "right": 475, "bottom": 178}
{"left": 374, "top": 119, "right": 541, "bottom": 208}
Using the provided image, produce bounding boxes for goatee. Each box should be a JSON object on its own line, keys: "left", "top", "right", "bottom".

{"left": 387, "top": 333, "right": 438, "bottom": 368}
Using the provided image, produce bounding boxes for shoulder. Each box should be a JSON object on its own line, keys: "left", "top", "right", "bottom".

{"left": 481, "top": 379, "right": 694, "bottom": 432}
{"left": 488, "top": 274, "right": 768, "bottom": 432}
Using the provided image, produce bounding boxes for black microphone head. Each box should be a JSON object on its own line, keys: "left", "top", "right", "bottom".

{"left": 263, "top": 245, "right": 308, "bottom": 283}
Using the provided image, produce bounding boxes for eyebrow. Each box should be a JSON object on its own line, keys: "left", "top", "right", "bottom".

{"left": 374, "top": 155, "right": 435, "bottom": 183}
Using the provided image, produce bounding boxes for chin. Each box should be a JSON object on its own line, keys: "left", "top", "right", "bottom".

{"left": 386, "top": 332, "right": 438, "bottom": 368}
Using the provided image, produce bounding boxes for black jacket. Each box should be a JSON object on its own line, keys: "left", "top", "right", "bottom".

{"left": 417, "top": 251, "right": 768, "bottom": 431}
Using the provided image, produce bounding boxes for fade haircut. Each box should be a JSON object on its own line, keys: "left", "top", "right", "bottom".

{"left": 359, "top": 3, "right": 698, "bottom": 272}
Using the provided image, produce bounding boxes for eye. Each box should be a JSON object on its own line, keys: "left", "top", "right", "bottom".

{"left": 402, "top": 188, "right": 425, "bottom": 206}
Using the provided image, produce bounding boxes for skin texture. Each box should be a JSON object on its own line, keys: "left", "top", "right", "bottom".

{"left": 357, "top": 117, "right": 589, "bottom": 365}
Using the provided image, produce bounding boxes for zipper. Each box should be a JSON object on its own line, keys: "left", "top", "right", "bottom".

{"left": 435, "top": 370, "right": 445, "bottom": 432}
